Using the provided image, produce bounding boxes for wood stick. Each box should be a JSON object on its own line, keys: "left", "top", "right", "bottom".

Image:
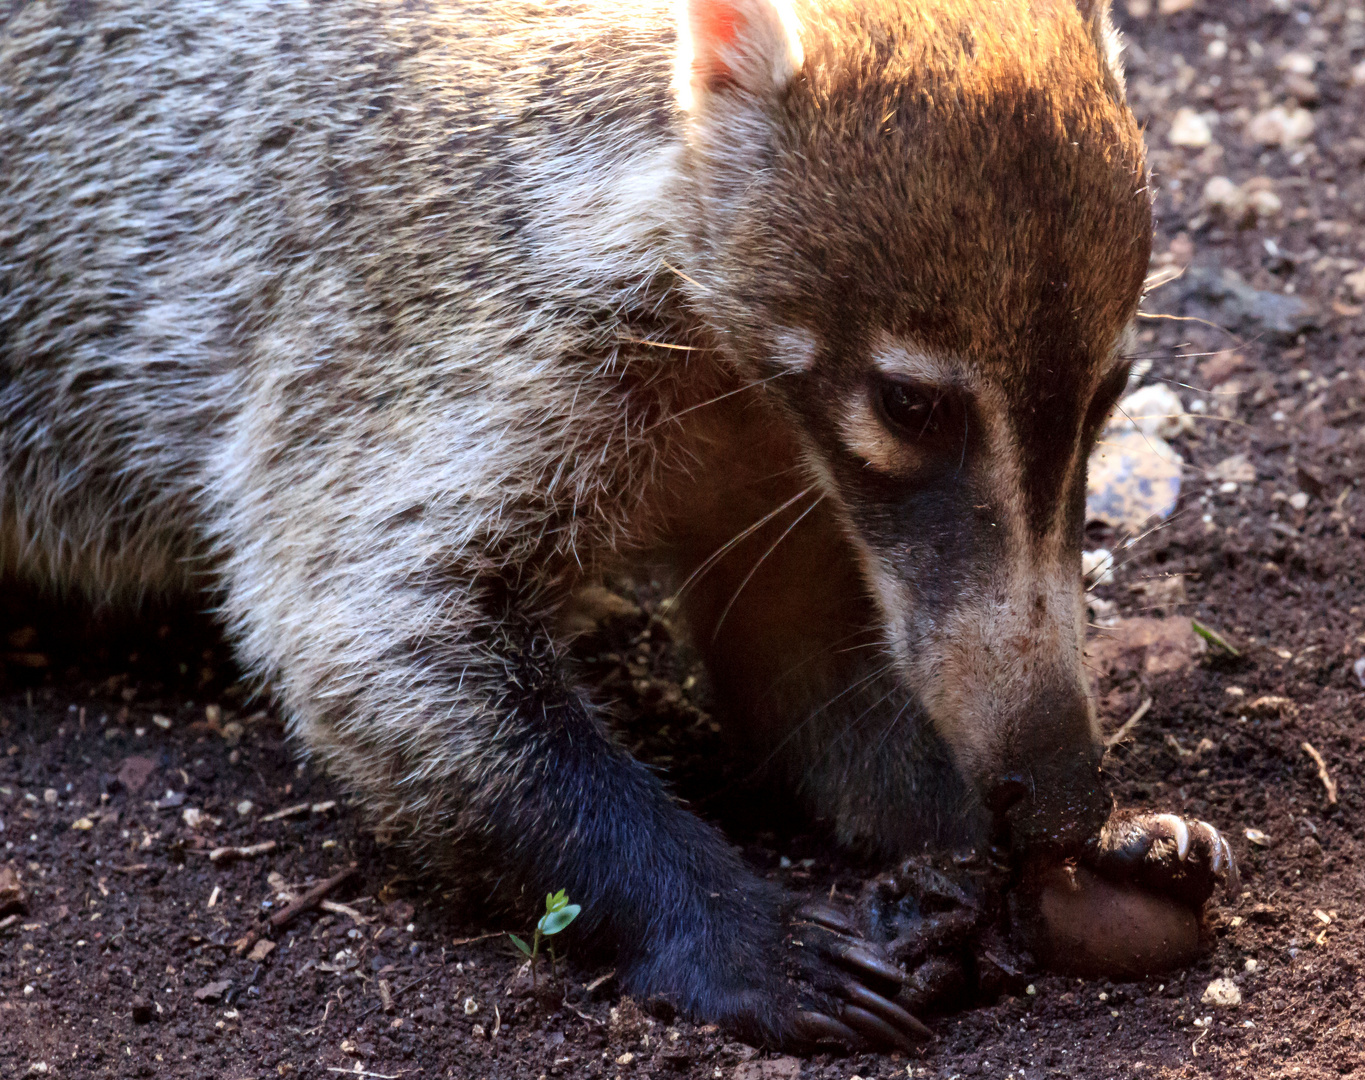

{"left": 234, "top": 864, "right": 358, "bottom": 955}
{"left": 449, "top": 930, "right": 505, "bottom": 947}
{"left": 1302, "top": 742, "right": 1338, "bottom": 805}
{"left": 208, "top": 840, "right": 277, "bottom": 864}
{"left": 1105, "top": 696, "right": 1153, "bottom": 751}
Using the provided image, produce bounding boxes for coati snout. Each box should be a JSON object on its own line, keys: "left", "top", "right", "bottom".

{"left": 2, "top": 0, "right": 1235, "bottom": 1052}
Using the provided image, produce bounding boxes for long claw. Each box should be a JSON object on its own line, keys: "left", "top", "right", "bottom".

{"left": 1221, "top": 837, "right": 1241, "bottom": 897}
{"left": 827, "top": 940, "right": 905, "bottom": 987}
{"left": 796, "top": 901, "right": 859, "bottom": 936}
{"left": 792, "top": 1010, "right": 861, "bottom": 1048}
{"left": 839, "top": 1004, "right": 919, "bottom": 1051}
{"left": 1157, "top": 813, "right": 1190, "bottom": 860}
{"left": 840, "top": 979, "right": 933, "bottom": 1041}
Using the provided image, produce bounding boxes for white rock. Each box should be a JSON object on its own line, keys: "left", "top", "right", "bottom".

{"left": 1082, "top": 548, "right": 1115, "bottom": 587}
{"left": 1288, "top": 491, "right": 1309, "bottom": 511}
{"left": 1245, "top": 187, "right": 1282, "bottom": 218}
{"left": 1246, "top": 106, "right": 1315, "bottom": 146}
{"left": 1210, "top": 453, "right": 1256, "bottom": 484}
{"left": 1114, "top": 385, "right": 1192, "bottom": 440}
{"left": 1276, "top": 51, "right": 1316, "bottom": 76}
{"left": 1343, "top": 267, "right": 1365, "bottom": 302}
{"left": 1202, "top": 176, "right": 1246, "bottom": 216}
{"left": 1168, "top": 107, "right": 1213, "bottom": 148}
{"left": 1354, "top": 60, "right": 1365, "bottom": 87}
{"left": 1086, "top": 428, "right": 1183, "bottom": 532}
{"left": 1202, "top": 978, "right": 1242, "bottom": 1007}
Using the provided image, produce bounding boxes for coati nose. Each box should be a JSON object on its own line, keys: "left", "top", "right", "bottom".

{"left": 986, "top": 773, "right": 1031, "bottom": 817}
{"left": 990, "top": 690, "right": 1109, "bottom": 859}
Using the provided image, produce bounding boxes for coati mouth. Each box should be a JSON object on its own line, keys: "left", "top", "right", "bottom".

{"left": 985, "top": 757, "right": 1112, "bottom": 865}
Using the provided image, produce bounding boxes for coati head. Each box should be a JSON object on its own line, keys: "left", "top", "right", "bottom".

{"left": 673, "top": 0, "right": 1150, "bottom": 858}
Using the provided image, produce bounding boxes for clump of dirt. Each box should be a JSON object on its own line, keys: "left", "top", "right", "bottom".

{"left": 3, "top": 1, "right": 1365, "bottom": 1077}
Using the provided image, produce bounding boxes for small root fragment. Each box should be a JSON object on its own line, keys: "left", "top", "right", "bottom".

{"left": 1105, "top": 696, "right": 1153, "bottom": 752}
{"left": 208, "top": 840, "right": 277, "bottom": 864}
{"left": 1301, "top": 742, "right": 1338, "bottom": 805}
{"left": 233, "top": 864, "right": 358, "bottom": 956}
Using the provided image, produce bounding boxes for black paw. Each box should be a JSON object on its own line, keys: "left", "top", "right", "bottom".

{"left": 788, "top": 902, "right": 933, "bottom": 1050}
{"left": 841, "top": 851, "right": 1023, "bottom": 1013}
{"left": 1085, "top": 810, "right": 1240, "bottom": 909}
{"left": 618, "top": 889, "right": 930, "bottom": 1053}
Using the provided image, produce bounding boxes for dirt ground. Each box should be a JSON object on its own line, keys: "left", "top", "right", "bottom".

{"left": 3, "top": 0, "right": 1365, "bottom": 1077}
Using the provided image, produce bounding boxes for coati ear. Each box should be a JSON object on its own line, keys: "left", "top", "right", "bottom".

{"left": 1074, "top": 0, "right": 1128, "bottom": 97}
{"left": 673, "top": 0, "right": 804, "bottom": 112}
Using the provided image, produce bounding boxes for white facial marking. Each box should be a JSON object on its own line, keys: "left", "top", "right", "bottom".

{"left": 769, "top": 325, "right": 818, "bottom": 372}
{"left": 869, "top": 340, "right": 965, "bottom": 388}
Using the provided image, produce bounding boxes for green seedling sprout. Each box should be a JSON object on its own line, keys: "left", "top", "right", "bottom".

{"left": 1191, "top": 618, "right": 1241, "bottom": 657}
{"left": 508, "top": 889, "right": 581, "bottom": 988}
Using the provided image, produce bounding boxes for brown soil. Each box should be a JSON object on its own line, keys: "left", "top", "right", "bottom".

{"left": 3, "top": 1, "right": 1364, "bottom": 1077}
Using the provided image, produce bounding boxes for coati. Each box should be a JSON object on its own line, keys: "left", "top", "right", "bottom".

{"left": 1, "top": 0, "right": 1238, "bottom": 1050}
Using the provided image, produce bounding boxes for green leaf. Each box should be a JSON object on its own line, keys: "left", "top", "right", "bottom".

{"left": 507, "top": 933, "right": 533, "bottom": 957}
{"left": 538, "top": 904, "right": 581, "bottom": 937}
{"left": 1191, "top": 618, "right": 1241, "bottom": 657}
{"left": 545, "top": 889, "right": 568, "bottom": 913}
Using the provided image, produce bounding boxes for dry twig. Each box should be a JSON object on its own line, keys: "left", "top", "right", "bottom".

{"left": 233, "top": 864, "right": 358, "bottom": 955}
{"left": 449, "top": 930, "right": 505, "bottom": 947}
{"left": 208, "top": 840, "right": 277, "bottom": 864}
{"left": 1105, "top": 696, "right": 1153, "bottom": 751}
{"left": 1301, "top": 742, "right": 1338, "bottom": 805}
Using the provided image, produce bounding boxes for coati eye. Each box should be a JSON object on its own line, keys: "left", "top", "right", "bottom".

{"left": 874, "top": 379, "right": 957, "bottom": 443}
{"left": 1083, "top": 362, "right": 1134, "bottom": 440}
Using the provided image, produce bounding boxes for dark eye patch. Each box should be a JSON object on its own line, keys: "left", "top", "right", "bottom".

{"left": 873, "top": 377, "right": 966, "bottom": 450}
{"left": 1082, "top": 362, "right": 1133, "bottom": 441}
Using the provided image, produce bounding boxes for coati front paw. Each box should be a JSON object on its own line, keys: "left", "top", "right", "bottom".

{"left": 624, "top": 897, "right": 931, "bottom": 1052}
{"left": 848, "top": 852, "right": 1023, "bottom": 1011}
{"left": 1085, "top": 809, "right": 1240, "bottom": 908}
{"left": 1023, "top": 810, "right": 1241, "bottom": 979}
{"left": 785, "top": 902, "right": 933, "bottom": 1050}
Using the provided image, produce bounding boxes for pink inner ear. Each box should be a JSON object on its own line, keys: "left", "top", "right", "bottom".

{"left": 693, "top": 0, "right": 741, "bottom": 47}
{"left": 691, "top": 0, "right": 743, "bottom": 85}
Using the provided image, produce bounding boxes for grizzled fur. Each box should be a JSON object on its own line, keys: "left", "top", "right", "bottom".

{"left": 4, "top": 0, "right": 1155, "bottom": 1044}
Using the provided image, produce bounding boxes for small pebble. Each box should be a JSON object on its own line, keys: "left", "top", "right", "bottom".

{"left": 1245, "top": 105, "right": 1314, "bottom": 146}
{"left": 1168, "top": 108, "right": 1213, "bottom": 147}
{"left": 1288, "top": 492, "right": 1309, "bottom": 511}
{"left": 1276, "top": 51, "right": 1316, "bottom": 75}
{"left": 1345, "top": 268, "right": 1365, "bottom": 303}
{"left": 1202, "top": 978, "right": 1241, "bottom": 1007}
